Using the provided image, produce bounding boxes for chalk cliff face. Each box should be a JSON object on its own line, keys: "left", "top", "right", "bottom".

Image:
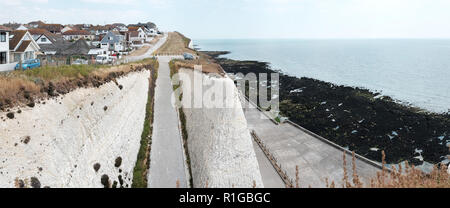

{"left": 178, "top": 68, "right": 263, "bottom": 188}
{"left": 0, "top": 70, "right": 150, "bottom": 188}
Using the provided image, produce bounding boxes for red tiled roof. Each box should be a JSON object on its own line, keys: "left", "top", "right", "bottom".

{"left": 63, "top": 30, "right": 91, "bottom": 35}
{"left": 9, "top": 30, "right": 27, "bottom": 50}
{"left": 16, "top": 40, "right": 31, "bottom": 52}
{"left": 129, "top": 31, "right": 139, "bottom": 37}
{"left": 128, "top": 26, "right": 140, "bottom": 31}
{"left": 28, "top": 28, "right": 50, "bottom": 35}
{"left": 39, "top": 24, "right": 62, "bottom": 32}
{"left": 0, "top": 25, "right": 12, "bottom": 32}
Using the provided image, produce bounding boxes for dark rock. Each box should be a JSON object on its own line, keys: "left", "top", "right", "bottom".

{"left": 208, "top": 52, "right": 450, "bottom": 165}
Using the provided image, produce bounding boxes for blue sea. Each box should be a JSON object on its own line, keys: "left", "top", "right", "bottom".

{"left": 195, "top": 39, "right": 450, "bottom": 113}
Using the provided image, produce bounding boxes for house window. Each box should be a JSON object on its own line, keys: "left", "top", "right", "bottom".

{"left": 41, "top": 37, "right": 47, "bottom": 42}
{"left": 0, "top": 52, "right": 7, "bottom": 64}
{"left": 0, "top": 32, "right": 6, "bottom": 42}
{"left": 14, "top": 54, "right": 21, "bottom": 62}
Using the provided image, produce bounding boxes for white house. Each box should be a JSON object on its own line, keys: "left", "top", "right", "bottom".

{"left": 90, "top": 26, "right": 109, "bottom": 36}
{"left": 62, "top": 30, "right": 95, "bottom": 41}
{"left": 16, "top": 25, "right": 29, "bottom": 31}
{"left": 145, "top": 28, "right": 158, "bottom": 37}
{"left": 128, "top": 27, "right": 147, "bottom": 42}
{"left": 61, "top": 26, "right": 75, "bottom": 33}
{"left": 100, "top": 31, "right": 126, "bottom": 54}
{"left": 0, "top": 26, "right": 13, "bottom": 72}
{"left": 9, "top": 30, "right": 41, "bottom": 64}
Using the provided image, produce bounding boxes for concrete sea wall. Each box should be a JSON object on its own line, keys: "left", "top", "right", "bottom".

{"left": 178, "top": 68, "right": 263, "bottom": 188}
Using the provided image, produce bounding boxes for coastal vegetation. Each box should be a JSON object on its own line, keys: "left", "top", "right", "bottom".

{"left": 132, "top": 61, "right": 158, "bottom": 188}
{"left": 155, "top": 32, "right": 196, "bottom": 55}
{"left": 0, "top": 59, "right": 158, "bottom": 112}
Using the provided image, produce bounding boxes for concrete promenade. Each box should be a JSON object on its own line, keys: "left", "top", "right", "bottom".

{"left": 147, "top": 56, "right": 189, "bottom": 188}
{"left": 244, "top": 100, "right": 381, "bottom": 188}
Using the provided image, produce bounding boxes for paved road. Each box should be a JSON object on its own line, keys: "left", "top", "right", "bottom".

{"left": 244, "top": 101, "right": 380, "bottom": 188}
{"left": 147, "top": 56, "right": 189, "bottom": 188}
{"left": 119, "top": 34, "right": 168, "bottom": 64}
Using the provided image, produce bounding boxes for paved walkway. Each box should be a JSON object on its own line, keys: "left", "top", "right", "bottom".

{"left": 252, "top": 140, "right": 286, "bottom": 188}
{"left": 119, "top": 33, "right": 168, "bottom": 64}
{"left": 147, "top": 56, "right": 189, "bottom": 188}
{"left": 244, "top": 101, "right": 381, "bottom": 188}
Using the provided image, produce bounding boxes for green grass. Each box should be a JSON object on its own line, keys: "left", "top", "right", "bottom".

{"left": 7, "top": 58, "right": 157, "bottom": 82}
{"left": 131, "top": 62, "right": 158, "bottom": 188}
{"left": 15, "top": 64, "right": 101, "bottom": 81}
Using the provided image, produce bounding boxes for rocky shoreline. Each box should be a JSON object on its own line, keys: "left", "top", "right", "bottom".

{"left": 205, "top": 51, "right": 450, "bottom": 166}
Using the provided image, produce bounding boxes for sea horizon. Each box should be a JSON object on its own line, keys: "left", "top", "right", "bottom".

{"left": 196, "top": 38, "right": 450, "bottom": 113}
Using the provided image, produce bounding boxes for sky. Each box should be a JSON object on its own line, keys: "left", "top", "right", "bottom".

{"left": 1, "top": 0, "right": 450, "bottom": 39}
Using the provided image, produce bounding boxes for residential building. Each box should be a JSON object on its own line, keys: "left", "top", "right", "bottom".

{"left": 28, "top": 28, "right": 69, "bottom": 55}
{"left": 90, "top": 26, "right": 109, "bottom": 36}
{"left": 60, "top": 39, "right": 103, "bottom": 57}
{"left": 27, "top": 21, "right": 45, "bottom": 28}
{"left": 16, "top": 25, "right": 29, "bottom": 30}
{"left": 0, "top": 26, "right": 13, "bottom": 71}
{"left": 128, "top": 26, "right": 146, "bottom": 44}
{"left": 38, "top": 24, "right": 63, "bottom": 34}
{"left": 9, "top": 30, "right": 41, "bottom": 64}
{"left": 63, "top": 30, "right": 95, "bottom": 41}
{"left": 100, "top": 31, "right": 126, "bottom": 53}
{"left": 61, "top": 26, "right": 76, "bottom": 33}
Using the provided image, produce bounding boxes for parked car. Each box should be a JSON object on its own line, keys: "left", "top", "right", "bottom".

{"left": 72, "top": 59, "right": 88, "bottom": 65}
{"left": 96, "top": 55, "right": 117, "bottom": 64}
{"left": 15, "top": 59, "right": 41, "bottom": 70}
{"left": 183, "top": 53, "right": 194, "bottom": 60}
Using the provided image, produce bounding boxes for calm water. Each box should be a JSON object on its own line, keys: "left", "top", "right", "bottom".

{"left": 196, "top": 39, "right": 450, "bottom": 113}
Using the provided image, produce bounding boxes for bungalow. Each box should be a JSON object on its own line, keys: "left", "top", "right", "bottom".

{"left": 128, "top": 26, "right": 147, "bottom": 41}
{"left": 0, "top": 26, "right": 13, "bottom": 71}
{"left": 61, "top": 26, "right": 76, "bottom": 33}
{"left": 38, "top": 24, "right": 63, "bottom": 34}
{"left": 27, "top": 21, "right": 45, "bottom": 28}
{"left": 60, "top": 39, "right": 104, "bottom": 58}
{"left": 16, "top": 25, "right": 29, "bottom": 31}
{"left": 129, "top": 31, "right": 144, "bottom": 48}
{"left": 113, "top": 23, "right": 128, "bottom": 32}
{"left": 9, "top": 30, "right": 41, "bottom": 64}
{"left": 100, "top": 31, "right": 125, "bottom": 53}
{"left": 63, "top": 30, "right": 95, "bottom": 41}
{"left": 28, "top": 28, "right": 69, "bottom": 55}
{"left": 90, "top": 26, "right": 109, "bottom": 36}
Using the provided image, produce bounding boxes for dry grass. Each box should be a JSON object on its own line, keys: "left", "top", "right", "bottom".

{"left": 322, "top": 149, "right": 450, "bottom": 188}
{"left": 172, "top": 52, "right": 225, "bottom": 75}
{"left": 0, "top": 59, "right": 158, "bottom": 110}
{"left": 155, "top": 32, "right": 196, "bottom": 55}
{"left": 128, "top": 45, "right": 151, "bottom": 56}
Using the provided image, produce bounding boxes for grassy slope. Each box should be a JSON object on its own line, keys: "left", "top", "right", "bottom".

{"left": 132, "top": 61, "right": 159, "bottom": 188}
